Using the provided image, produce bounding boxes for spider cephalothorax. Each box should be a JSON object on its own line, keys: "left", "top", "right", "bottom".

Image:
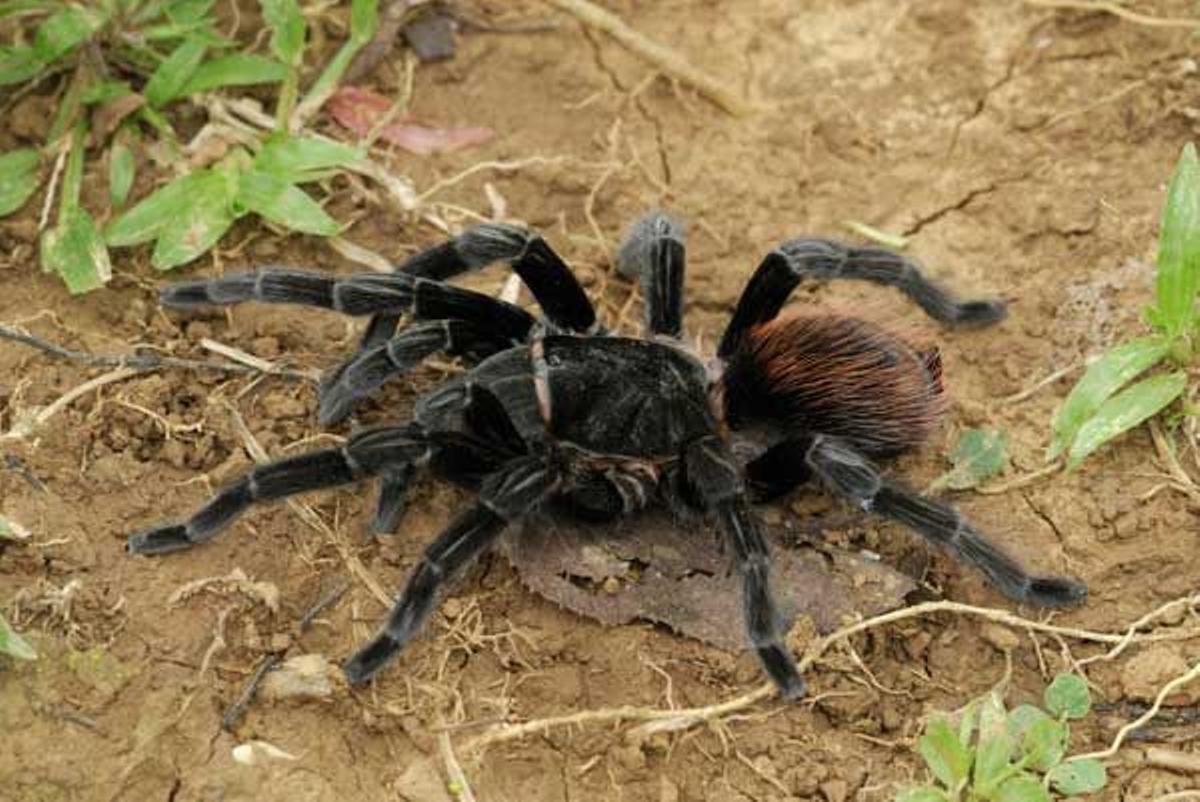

{"left": 128, "top": 213, "right": 1087, "bottom": 700}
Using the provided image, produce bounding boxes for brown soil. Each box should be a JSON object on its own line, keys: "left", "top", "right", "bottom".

{"left": 3, "top": 2, "right": 1200, "bottom": 800}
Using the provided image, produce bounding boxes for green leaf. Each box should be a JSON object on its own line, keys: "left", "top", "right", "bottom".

{"left": 109, "top": 142, "right": 135, "bottom": 207}
{"left": 107, "top": 169, "right": 209, "bottom": 246}
{"left": 143, "top": 35, "right": 207, "bottom": 107}
{"left": 349, "top": 0, "right": 378, "bottom": 45}
{"left": 235, "top": 169, "right": 337, "bottom": 236}
{"left": 150, "top": 168, "right": 237, "bottom": 269}
{"left": 0, "top": 148, "right": 41, "bottom": 216}
{"left": 1047, "top": 758, "right": 1107, "bottom": 795}
{"left": 931, "top": 428, "right": 1008, "bottom": 491}
{"left": 974, "top": 731, "right": 1016, "bottom": 793}
{"left": 1152, "top": 143, "right": 1200, "bottom": 337}
{"left": 0, "top": 0, "right": 66, "bottom": 17}
{"left": 995, "top": 774, "right": 1052, "bottom": 802}
{"left": 0, "top": 513, "right": 30, "bottom": 540}
{"left": 1049, "top": 336, "right": 1169, "bottom": 459}
{"left": 1006, "top": 704, "right": 1051, "bottom": 742}
{"left": 896, "top": 789, "right": 951, "bottom": 802}
{"left": 1044, "top": 673, "right": 1092, "bottom": 720}
{"left": 0, "top": 613, "right": 36, "bottom": 661}
{"left": 1022, "top": 718, "right": 1067, "bottom": 772}
{"left": 176, "top": 53, "right": 286, "bottom": 96}
{"left": 81, "top": 79, "right": 132, "bottom": 104}
{"left": 918, "top": 718, "right": 971, "bottom": 791}
{"left": 253, "top": 134, "right": 363, "bottom": 182}
{"left": 261, "top": 0, "right": 304, "bottom": 66}
{"left": 0, "top": 45, "right": 44, "bottom": 86}
{"left": 1067, "top": 371, "right": 1188, "bottom": 468}
{"left": 41, "top": 208, "right": 113, "bottom": 294}
{"left": 33, "top": 5, "right": 106, "bottom": 63}
{"left": 164, "top": 0, "right": 213, "bottom": 24}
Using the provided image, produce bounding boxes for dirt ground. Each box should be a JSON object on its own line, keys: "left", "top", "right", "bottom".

{"left": 3, "top": 1, "right": 1200, "bottom": 800}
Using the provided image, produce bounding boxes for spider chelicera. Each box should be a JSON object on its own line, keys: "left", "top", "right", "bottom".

{"left": 128, "top": 213, "right": 1087, "bottom": 699}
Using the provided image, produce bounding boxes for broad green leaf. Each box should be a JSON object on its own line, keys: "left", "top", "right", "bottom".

{"left": 106, "top": 169, "right": 210, "bottom": 246}
{"left": 176, "top": 53, "right": 286, "bottom": 97}
{"left": 1049, "top": 336, "right": 1169, "bottom": 459}
{"left": 974, "top": 731, "right": 1016, "bottom": 793}
{"left": 235, "top": 169, "right": 337, "bottom": 236}
{"left": 958, "top": 700, "right": 978, "bottom": 747}
{"left": 41, "top": 208, "right": 113, "bottom": 294}
{"left": 1006, "top": 704, "right": 1050, "bottom": 742}
{"left": 918, "top": 718, "right": 971, "bottom": 791}
{"left": 1068, "top": 371, "right": 1188, "bottom": 468}
{"left": 896, "top": 789, "right": 951, "bottom": 802}
{"left": 995, "top": 774, "right": 1051, "bottom": 802}
{"left": 143, "top": 35, "right": 206, "bottom": 107}
{"left": 0, "top": 45, "right": 44, "bottom": 86}
{"left": 1022, "top": 718, "right": 1067, "bottom": 772}
{"left": 261, "top": 0, "right": 304, "bottom": 65}
{"left": 0, "top": 148, "right": 41, "bottom": 216}
{"left": 33, "top": 5, "right": 105, "bottom": 63}
{"left": 253, "top": 134, "right": 362, "bottom": 181}
{"left": 1044, "top": 673, "right": 1091, "bottom": 720}
{"left": 350, "top": 0, "right": 378, "bottom": 45}
{"left": 150, "top": 168, "right": 237, "bottom": 269}
{"left": 109, "top": 142, "right": 135, "bottom": 207}
{"left": 1153, "top": 143, "right": 1200, "bottom": 337}
{"left": 0, "top": 613, "right": 36, "bottom": 661}
{"left": 1047, "top": 758, "right": 1107, "bottom": 795}
{"left": 931, "top": 428, "right": 1008, "bottom": 491}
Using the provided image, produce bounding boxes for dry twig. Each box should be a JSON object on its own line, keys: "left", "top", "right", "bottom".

{"left": 1023, "top": 0, "right": 1200, "bottom": 29}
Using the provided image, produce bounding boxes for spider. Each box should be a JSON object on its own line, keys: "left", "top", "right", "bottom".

{"left": 128, "top": 213, "right": 1087, "bottom": 699}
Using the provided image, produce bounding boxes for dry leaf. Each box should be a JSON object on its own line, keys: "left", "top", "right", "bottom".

{"left": 328, "top": 86, "right": 494, "bottom": 155}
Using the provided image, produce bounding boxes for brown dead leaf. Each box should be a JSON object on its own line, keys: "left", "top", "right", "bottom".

{"left": 91, "top": 93, "right": 146, "bottom": 145}
{"left": 505, "top": 508, "right": 915, "bottom": 652}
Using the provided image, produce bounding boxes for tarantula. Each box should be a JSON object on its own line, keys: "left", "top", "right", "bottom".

{"left": 128, "top": 213, "right": 1087, "bottom": 699}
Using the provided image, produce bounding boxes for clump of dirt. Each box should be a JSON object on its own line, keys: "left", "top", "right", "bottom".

{"left": 4, "top": 2, "right": 1200, "bottom": 801}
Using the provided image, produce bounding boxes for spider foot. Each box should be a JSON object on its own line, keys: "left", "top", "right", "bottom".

{"left": 127, "top": 523, "right": 194, "bottom": 555}
{"left": 1026, "top": 576, "right": 1088, "bottom": 608}
{"left": 343, "top": 634, "right": 400, "bottom": 685}
{"left": 758, "top": 643, "right": 806, "bottom": 700}
{"left": 952, "top": 298, "right": 1007, "bottom": 327}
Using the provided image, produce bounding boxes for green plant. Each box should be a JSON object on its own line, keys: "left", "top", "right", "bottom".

{"left": 0, "top": 613, "right": 36, "bottom": 661}
{"left": 1050, "top": 143, "right": 1200, "bottom": 467}
{"left": 0, "top": 0, "right": 378, "bottom": 293}
{"left": 897, "top": 673, "right": 1106, "bottom": 802}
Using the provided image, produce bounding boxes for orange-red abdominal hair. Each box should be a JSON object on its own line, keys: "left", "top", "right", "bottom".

{"left": 721, "top": 314, "right": 947, "bottom": 457}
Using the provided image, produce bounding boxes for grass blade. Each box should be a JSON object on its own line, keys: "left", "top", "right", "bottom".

{"left": 41, "top": 208, "right": 113, "bottom": 293}
{"left": 0, "top": 613, "right": 36, "bottom": 661}
{"left": 260, "top": 0, "right": 304, "bottom": 65}
{"left": 108, "top": 141, "right": 135, "bottom": 207}
{"left": 151, "top": 167, "right": 237, "bottom": 269}
{"left": 106, "top": 169, "right": 209, "bottom": 246}
{"left": 253, "top": 134, "right": 362, "bottom": 182}
{"left": 32, "top": 4, "right": 106, "bottom": 63}
{"left": 0, "top": 148, "right": 41, "bottom": 216}
{"left": 235, "top": 169, "right": 337, "bottom": 236}
{"left": 176, "top": 53, "right": 286, "bottom": 97}
{"left": 143, "top": 35, "right": 207, "bottom": 107}
{"left": 0, "top": 45, "right": 44, "bottom": 86}
{"left": 1067, "top": 371, "right": 1188, "bottom": 468}
{"left": 1152, "top": 143, "right": 1200, "bottom": 337}
{"left": 1049, "top": 336, "right": 1169, "bottom": 459}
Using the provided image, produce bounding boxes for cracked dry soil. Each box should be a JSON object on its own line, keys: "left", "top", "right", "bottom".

{"left": 3, "top": 2, "right": 1200, "bottom": 800}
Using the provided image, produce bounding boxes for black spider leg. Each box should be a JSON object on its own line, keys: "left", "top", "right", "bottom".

{"left": 617, "top": 212, "right": 687, "bottom": 338}
{"left": 745, "top": 435, "right": 817, "bottom": 502}
{"left": 343, "top": 454, "right": 560, "bottom": 684}
{"left": 685, "top": 434, "right": 805, "bottom": 699}
{"left": 717, "top": 239, "right": 1008, "bottom": 357}
{"left": 318, "top": 315, "right": 533, "bottom": 425}
{"left": 805, "top": 436, "right": 1088, "bottom": 608}
{"left": 127, "top": 424, "right": 432, "bottom": 554}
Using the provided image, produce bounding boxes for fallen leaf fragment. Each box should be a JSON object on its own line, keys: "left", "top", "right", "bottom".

{"left": 328, "top": 86, "right": 494, "bottom": 155}
{"left": 232, "top": 740, "right": 299, "bottom": 765}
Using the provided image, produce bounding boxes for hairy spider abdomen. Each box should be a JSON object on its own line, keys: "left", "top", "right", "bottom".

{"left": 722, "top": 314, "right": 946, "bottom": 457}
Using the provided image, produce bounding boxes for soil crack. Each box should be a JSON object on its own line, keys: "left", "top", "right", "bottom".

{"left": 902, "top": 183, "right": 997, "bottom": 237}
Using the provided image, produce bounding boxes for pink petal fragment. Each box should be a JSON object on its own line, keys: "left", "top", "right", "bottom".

{"left": 328, "top": 86, "right": 495, "bottom": 155}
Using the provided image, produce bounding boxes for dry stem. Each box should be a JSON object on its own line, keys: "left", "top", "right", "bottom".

{"left": 1023, "top": 0, "right": 1200, "bottom": 28}
{"left": 543, "top": 0, "right": 754, "bottom": 116}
